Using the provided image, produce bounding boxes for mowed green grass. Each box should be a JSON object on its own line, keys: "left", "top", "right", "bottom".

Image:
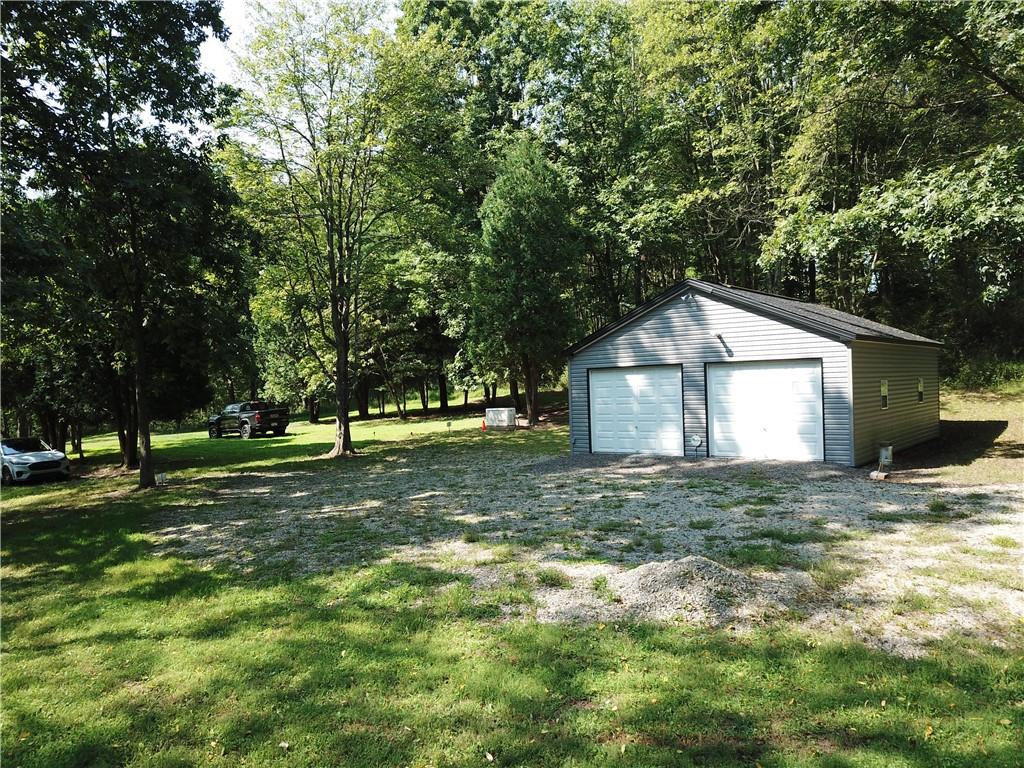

{"left": 2, "top": 412, "right": 1022, "bottom": 766}
{"left": 899, "top": 379, "right": 1024, "bottom": 484}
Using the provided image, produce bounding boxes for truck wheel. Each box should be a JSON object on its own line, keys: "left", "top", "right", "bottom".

{"left": 209, "top": 425, "right": 221, "bottom": 439}
{"left": 240, "top": 422, "right": 252, "bottom": 439}
{"left": 1, "top": 467, "right": 12, "bottom": 487}
{"left": 273, "top": 428, "right": 285, "bottom": 437}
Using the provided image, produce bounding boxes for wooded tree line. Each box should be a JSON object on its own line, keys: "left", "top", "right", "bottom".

{"left": 3, "top": 1, "right": 1022, "bottom": 482}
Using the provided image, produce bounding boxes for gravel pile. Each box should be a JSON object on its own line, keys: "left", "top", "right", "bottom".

{"left": 536, "top": 556, "right": 787, "bottom": 626}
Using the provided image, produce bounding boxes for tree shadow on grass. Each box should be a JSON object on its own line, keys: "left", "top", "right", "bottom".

{"left": 9, "top": 560, "right": 1020, "bottom": 767}
{"left": 3, "top": 421, "right": 1023, "bottom": 766}
{"left": 3, "top": 471, "right": 1022, "bottom": 767}
{"left": 898, "top": 419, "right": 1019, "bottom": 471}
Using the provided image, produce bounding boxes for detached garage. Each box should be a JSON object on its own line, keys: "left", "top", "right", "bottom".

{"left": 567, "top": 279, "right": 941, "bottom": 466}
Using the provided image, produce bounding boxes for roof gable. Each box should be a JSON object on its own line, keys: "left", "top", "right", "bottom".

{"left": 566, "top": 279, "right": 941, "bottom": 356}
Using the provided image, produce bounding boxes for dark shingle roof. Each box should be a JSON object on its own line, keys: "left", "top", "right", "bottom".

{"left": 566, "top": 278, "right": 941, "bottom": 356}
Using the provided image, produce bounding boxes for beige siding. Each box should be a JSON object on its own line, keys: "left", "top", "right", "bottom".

{"left": 851, "top": 341, "right": 940, "bottom": 465}
{"left": 568, "top": 291, "right": 854, "bottom": 465}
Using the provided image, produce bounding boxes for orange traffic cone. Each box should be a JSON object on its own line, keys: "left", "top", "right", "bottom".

{"left": 481, "top": 419, "right": 487, "bottom": 432}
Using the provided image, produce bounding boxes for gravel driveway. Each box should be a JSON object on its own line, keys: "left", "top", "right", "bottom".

{"left": 152, "top": 437, "right": 1024, "bottom": 658}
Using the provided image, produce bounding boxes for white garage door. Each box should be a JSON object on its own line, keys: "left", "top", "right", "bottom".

{"left": 708, "top": 360, "right": 824, "bottom": 461}
{"left": 589, "top": 366, "right": 683, "bottom": 455}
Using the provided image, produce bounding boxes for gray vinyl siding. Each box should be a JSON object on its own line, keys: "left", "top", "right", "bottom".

{"left": 568, "top": 291, "right": 855, "bottom": 465}
{"left": 850, "top": 341, "right": 940, "bottom": 465}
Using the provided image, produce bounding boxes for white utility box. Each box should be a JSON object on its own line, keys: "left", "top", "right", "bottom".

{"left": 485, "top": 407, "right": 517, "bottom": 431}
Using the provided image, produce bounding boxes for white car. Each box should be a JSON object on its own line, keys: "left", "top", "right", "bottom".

{"left": 1, "top": 437, "right": 71, "bottom": 486}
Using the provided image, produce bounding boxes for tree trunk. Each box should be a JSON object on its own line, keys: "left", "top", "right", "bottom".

{"left": 39, "top": 411, "right": 52, "bottom": 448}
{"left": 117, "top": 373, "right": 139, "bottom": 469}
{"left": 521, "top": 355, "right": 540, "bottom": 426}
{"left": 52, "top": 419, "right": 69, "bottom": 456}
{"left": 71, "top": 421, "right": 85, "bottom": 459}
{"left": 329, "top": 321, "right": 355, "bottom": 457}
{"left": 227, "top": 377, "right": 236, "bottom": 402}
{"left": 634, "top": 257, "right": 643, "bottom": 307}
{"left": 355, "top": 379, "right": 370, "bottom": 420}
{"left": 16, "top": 409, "right": 31, "bottom": 438}
{"left": 307, "top": 395, "right": 321, "bottom": 423}
{"left": 112, "top": 379, "right": 129, "bottom": 467}
{"left": 390, "top": 378, "right": 407, "bottom": 419}
{"left": 510, "top": 378, "right": 522, "bottom": 412}
{"left": 419, "top": 378, "right": 429, "bottom": 414}
{"left": 463, "top": 389, "right": 469, "bottom": 409}
{"left": 378, "top": 371, "right": 403, "bottom": 419}
{"left": 483, "top": 383, "right": 492, "bottom": 405}
{"left": 126, "top": 393, "right": 139, "bottom": 469}
{"left": 134, "top": 320, "right": 155, "bottom": 488}
{"left": 437, "top": 366, "right": 449, "bottom": 413}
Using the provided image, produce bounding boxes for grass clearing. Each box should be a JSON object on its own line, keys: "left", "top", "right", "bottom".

{"left": 2, "top": 405, "right": 1023, "bottom": 767}
{"left": 590, "top": 575, "right": 621, "bottom": 604}
{"left": 808, "top": 558, "right": 862, "bottom": 592}
{"left": 536, "top": 567, "right": 572, "bottom": 589}
{"left": 726, "top": 543, "right": 803, "bottom": 570}
{"left": 594, "top": 519, "right": 631, "bottom": 533}
{"left": 868, "top": 506, "right": 974, "bottom": 524}
{"left": 892, "top": 590, "right": 944, "bottom": 615}
{"left": 914, "top": 526, "right": 960, "bottom": 546}
{"left": 899, "top": 379, "right": 1024, "bottom": 484}
{"left": 687, "top": 517, "right": 716, "bottom": 530}
{"left": 742, "top": 527, "right": 834, "bottom": 545}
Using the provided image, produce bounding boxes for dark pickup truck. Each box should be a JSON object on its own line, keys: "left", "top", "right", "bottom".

{"left": 208, "top": 401, "right": 289, "bottom": 439}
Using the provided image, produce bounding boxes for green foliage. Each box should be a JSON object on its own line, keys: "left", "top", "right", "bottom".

{"left": 229, "top": 0, "right": 477, "bottom": 433}
{"left": 947, "top": 358, "right": 1024, "bottom": 390}
{"left": 727, "top": 543, "right": 803, "bottom": 570}
{"left": 1, "top": 1, "right": 244, "bottom": 481}
{"left": 536, "top": 567, "right": 572, "bottom": 588}
{"left": 5, "top": 0, "right": 1023, "bottom": 460}
{"left": 403, "top": 0, "right": 1024, "bottom": 376}
{"left": 472, "top": 135, "right": 580, "bottom": 421}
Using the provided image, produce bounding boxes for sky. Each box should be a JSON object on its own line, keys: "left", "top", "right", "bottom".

{"left": 199, "top": 0, "right": 250, "bottom": 85}
{"left": 199, "top": 0, "right": 403, "bottom": 85}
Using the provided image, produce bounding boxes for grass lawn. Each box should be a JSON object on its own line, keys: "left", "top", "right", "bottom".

{"left": 2, "top": 398, "right": 1022, "bottom": 767}
{"left": 899, "top": 379, "right": 1024, "bottom": 484}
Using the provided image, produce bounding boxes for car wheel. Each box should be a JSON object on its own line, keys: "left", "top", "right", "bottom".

{"left": 1, "top": 467, "right": 13, "bottom": 487}
{"left": 209, "top": 425, "right": 221, "bottom": 439}
{"left": 240, "top": 423, "right": 252, "bottom": 439}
